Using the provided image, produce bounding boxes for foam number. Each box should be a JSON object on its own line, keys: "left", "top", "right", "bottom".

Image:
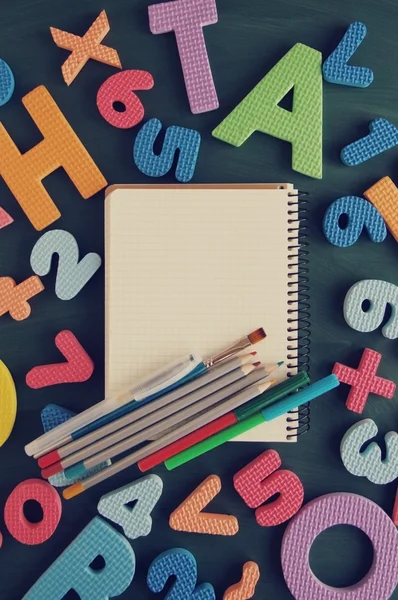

{"left": 169, "top": 474, "right": 239, "bottom": 536}
{"left": 213, "top": 43, "right": 323, "bottom": 179}
{"left": 0, "top": 86, "right": 106, "bottom": 231}
{"left": 223, "top": 562, "right": 260, "bottom": 600}
{"left": 0, "top": 276, "right": 44, "bottom": 321}
{"left": 133, "top": 118, "right": 201, "bottom": 182}
{"left": 30, "top": 229, "right": 101, "bottom": 300}
{"left": 233, "top": 449, "right": 304, "bottom": 527}
{"left": 97, "top": 70, "right": 154, "bottom": 129}
{"left": 148, "top": 0, "right": 219, "bottom": 114}
{"left": 322, "top": 196, "right": 386, "bottom": 247}
{"left": 0, "top": 360, "right": 17, "bottom": 447}
{"left": 322, "top": 22, "right": 374, "bottom": 87}
{"left": 344, "top": 279, "right": 398, "bottom": 338}
{"left": 0, "top": 206, "right": 13, "bottom": 229}
{"left": 393, "top": 488, "right": 398, "bottom": 525}
{"left": 147, "top": 548, "right": 216, "bottom": 600}
{"left": 40, "top": 404, "right": 110, "bottom": 488}
{"left": 340, "top": 419, "right": 398, "bottom": 484}
{"left": 4, "top": 479, "right": 62, "bottom": 545}
{"left": 50, "top": 10, "right": 122, "bottom": 86}
{"left": 281, "top": 493, "right": 398, "bottom": 599}
{"left": 364, "top": 176, "right": 398, "bottom": 242}
{"left": 97, "top": 474, "right": 163, "bottom": 540}
{"left": 0, "top": 59, "right": 15, "bottom": 106}
{"left": 342, "top": 119, "right": 398, "bottom": 166}
{"left": 332, "top": 348, "right": 395, "bottom": 413}
{"left": 22, "top": 517, "right": 135, "bottom": 599}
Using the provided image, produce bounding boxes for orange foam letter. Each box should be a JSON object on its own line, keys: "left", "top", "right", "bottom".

{"left": 0, "top": 276, "right": 44, "bottom": 321}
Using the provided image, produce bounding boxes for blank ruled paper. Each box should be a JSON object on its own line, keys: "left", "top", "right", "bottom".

{"left": 105, "top": 185, "right": 298, "bottom": 442}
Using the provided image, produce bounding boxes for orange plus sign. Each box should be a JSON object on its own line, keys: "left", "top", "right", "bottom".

{"left": 50, "top": 10, "right": 122, "bottom": 86}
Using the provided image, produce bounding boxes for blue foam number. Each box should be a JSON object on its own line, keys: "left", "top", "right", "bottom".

{"left": 0, "top": 59, "right": 15, "bottom": 106}
{"left": 133, "top": 118, "right": 201, "bottom": 182}
{"left": 30, "top": 229, "right": 102, "bottom": 301}
{"left": 22, "top": 517, "right": 135, "bottom": 599}
{"left": 323, "top": 196, "right": 386, "bottom": 247}
{"left": 323, "top": 22, "right": 374, "bottom": 87}
{"left": 41, "top": 404, "right": 111, "bottom": 488}
{"left": 341, "top": 119, "right": 398, "bottom": 166}
{"left": 147, "top": 548, "right": 215, "bottom": 600}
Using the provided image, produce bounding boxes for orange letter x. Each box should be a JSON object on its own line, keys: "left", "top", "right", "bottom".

{"left": 50, "top": 10, "right": 122, "bottom": 86}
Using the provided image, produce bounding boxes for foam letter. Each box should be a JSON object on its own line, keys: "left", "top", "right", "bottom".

{"left": 97, "top": 70, "right": 154, "bottom": 129}
{"left": 148, "top": 0, "right": 219, "bottom": 114}
{"left": 97, "top": 474, "right": 163, "bottom": 539}
{"left": 22, "top": 517, "right": 135, "bottom": 599}
{"left": 0, "top": 86, "right": 107, "bottom": 230}
{"left": 133, "top": 118, "right": 201, "bottom": 182}
{"left": 213, "top": 43, "right": 322, "bottom": 179}
{"left": 364, "top": 176, "right": 398, "bottom": 242}
{"left": 342, "top": 119, "right": 398, "bottom": 166}
{"left": 344, "top": 279, "right": 398, "bottom": 338}
{"left": 341, "top": 419, "right": 398, "bottom": 484}
{"left": 223, "top": 562, "right": 260, "bottom": 600}
{"left": 0, "top": 276, "right": 44, "bottom": 321}
{"left": 0, "top": 59, "right": 14, "bottom": 106}
{"left": 323, "top": 196, "right": 386, "bottom": 247}
{"left": 4, "top": 479, "right": 62, "bottom": 545}
{"left": 50, "top": 11, "right": 122, "bottom": 86}
{"left": 0, "top": 360, "right": 17, "bottom": 447}
{"left": 281, "top": 493, "right": 398, "bottom": 599}
{"left": 233, "top": 449, "right": 304, "bottom": 527}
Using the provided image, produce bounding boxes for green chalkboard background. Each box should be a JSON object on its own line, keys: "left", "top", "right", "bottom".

{"left": 1, "top": 0, "right": 398, "bottom": 597}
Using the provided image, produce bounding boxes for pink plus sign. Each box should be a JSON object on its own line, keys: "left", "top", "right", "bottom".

{"left": 333, "top": 348, "right": 396, "bottom": 414}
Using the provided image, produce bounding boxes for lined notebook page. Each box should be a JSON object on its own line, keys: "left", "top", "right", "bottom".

{"left": 105, "top": 185, "right": 298, "bottom": 443}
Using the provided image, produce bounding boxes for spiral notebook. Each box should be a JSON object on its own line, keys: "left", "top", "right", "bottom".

{"left": 104, "top": 184, "right": 309, "bottom": 442}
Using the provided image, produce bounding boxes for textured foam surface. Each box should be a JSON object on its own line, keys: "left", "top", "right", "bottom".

{"left": 4, "top": 479, "right": 62, "bottom": 545}
{"left": 342, "top": 119, "right": 398, "bottom": 166}
{"left": 0, "top": 206, "right": 14, "bottom": 229}
{"left": 0, "top": 59, "right": 15, "bottom": 106}
{"left": 223, "top": 562, "right": 260, "bottom": 600}
{"left": 281, "top": 493, "right": 398, "bottom": 599}
{"left": 322, "top": 22, "right": 374, "bottom": 87}
{"left": 50, "top": 10, "right": 122, "bottom": 85}
{"left": 0, "top": 360, "right": 17, "bottom": 447}
{"left": 97, "top": 69, "right": 154, "bottom": 129}
{"left": 0, "top": 86, "right": 107, "bottom": 230}
{"left": 0, "top": 276, "right": 44, "bottom": 321}
{"left": 213, "top": 43, "right": 323, "bottom": 179}
{"left": 344, "top": 279, "right": 398, "bottom": 338}
{"left": 134, "top": 118, "right": 201, "bottom": 182}
{"left": 26, "top": 330, "right": 94, "bottom": 389}
{"left": 393, "top": 488, "right": 398, "bottom": 526}
{"left": 341, "top": 419, "right": 398, "bottom": 484}
{"left": 364, "top": 176, "right": 398, "bottom": 242}
{"left": 233, "top": 449, "right": 304, "bottom": 527}
{"left": 323, "top": 196, "right": 386, "bottom": 247}
{"left": 170, "top": 474, "right": 239, "bottom": 536}
{"left": 148, "top": 0, "right": 219, "bottom": 114}
{"left": 30, "top": 229, "right": 101, "bottom": 301}
{"left": 97, "top": 474, "right": 163, "bottom": 539}
{"left": 41, "top": 403, "right": 110, "bottom": 488}
{"left": 333, "top": 348, "right": 395, "bottom": 413}
{"left": 147, "top": 548, "right": 216, "bottom": 599}
{"left": 22, "top": 517, "right": 135, "bottom": 599}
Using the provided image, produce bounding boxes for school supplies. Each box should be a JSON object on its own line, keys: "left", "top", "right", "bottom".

{"left": 55, "top": 368, "right": 272, "bottom": 481}
{"left": 165, "top": 375, "right": 339, "bottom": 470}
{"left": 42, "top": 360, "right": 266, "bottom": 478}
{"left": 62, "top": 379, "right": 275, "bottom": 499}
{"left": 105, "top": 183, "right": 310, "bottom": 442}
{"left": 139, "top": 370, "right": 308, "bottom": 472}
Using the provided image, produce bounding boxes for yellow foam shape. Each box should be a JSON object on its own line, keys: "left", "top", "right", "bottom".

{"left": 0, "top": 360, "right": 17, "bottom": 446}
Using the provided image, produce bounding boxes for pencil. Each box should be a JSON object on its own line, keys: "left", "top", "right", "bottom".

{"left": 62, "top": 378, "right": 275, "bottom": 499}
{"left": 27, "top": 328, "right": 266, "bottom": 458}
{"left": 38, "top": 354, "right": 256, "bottom": 467}
{"left": 164, "top": 374, "right": 340, "bottom": 470}
{"left": 138, "top": 370, "right": 309, "bottom": 472}
{"left": 42, "top": 361, "right": 264, "bottom": 478}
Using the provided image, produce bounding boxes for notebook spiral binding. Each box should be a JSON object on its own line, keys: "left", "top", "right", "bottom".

{"left": 286, "top": 190, "right": 310, "bottom": 440}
